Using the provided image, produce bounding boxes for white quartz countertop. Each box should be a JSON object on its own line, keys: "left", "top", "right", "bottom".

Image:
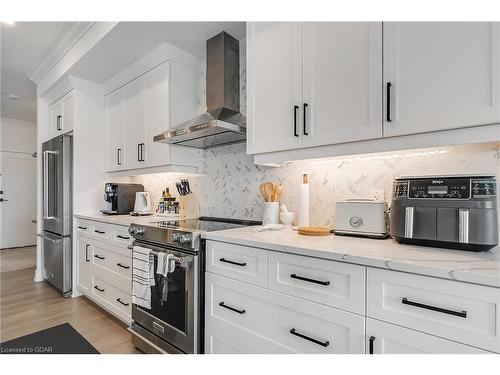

{"left": 74, "top": 212, "right": 176, "bottom": 227}
{"left": 202, "top": 226, "right": 500, "bottom": 288}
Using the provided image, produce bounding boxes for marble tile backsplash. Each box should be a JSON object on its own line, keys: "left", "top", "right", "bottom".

{"left": 140, "top": 142, "right": 500, "bottom": 226}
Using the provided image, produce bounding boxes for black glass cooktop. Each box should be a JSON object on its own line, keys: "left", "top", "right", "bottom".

{"left": 154, "top": 216, "right": 261, "bottom": 232}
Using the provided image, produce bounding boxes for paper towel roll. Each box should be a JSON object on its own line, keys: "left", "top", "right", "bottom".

{"left": 298, "top": 183, "right": 310, "bottom": 227}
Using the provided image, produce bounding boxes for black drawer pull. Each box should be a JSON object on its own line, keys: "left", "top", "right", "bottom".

{"left": 219, "top": 302, "right": 245, "bottom": 315}
{"left": 293, "top": 105, "right": 299, "bottom": 137}
{"left": 116, "top": 235, "right": 130, "bottom": 240}
{"left": 401, "top": 298, "right": 467, "bottom": 318}
{"left": 94, "top": 285, "right": 105, "bottom": 292}
{"left": 85, "top": 244, "right": 90, "bottom": 262}
{"left": 369, "top": 336, "right": 375, "bottom": 354}
{"left": 303, "top": 103, "right": 309, "bottom": 135}
{"left": 78, "top": 226, "right": 87, "bottom": 230}
{"left": 116, "top": 263, "right": 130, "bottom": 269}
{"left": 386, "top": 82, "right": 392, "bottom": 122}
{"left": 94, "top": 254, "right": 105, "bottom": 260}
{"left": 290, "top": 273, "right": 330, "bottom": 286}
{"left": 219, "top": 258, "right": 247, "bottom": 267}
{"left": 116, "top": 298, "right": 129, "bottom": 306}
{"left": 94, "top": 229, "right": 106, "bottom": 234}
{"left": 289, "top": 328, "right": 329, "bottom": 348}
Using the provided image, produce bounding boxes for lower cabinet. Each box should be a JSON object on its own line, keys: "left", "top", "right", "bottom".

{"left": 75, "top": 218, "right": 132, "bottom": 324}
{"left": 205, "top": 324, "right": 268, "bottom": 354}
{"left": 205, "top": 272, "right": 365, "bottom": 354}
{"left": 366, "top": 318, "right": 490, "bottom": 354}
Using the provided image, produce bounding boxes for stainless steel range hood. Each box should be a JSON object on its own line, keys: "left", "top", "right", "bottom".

{"left": 154, "top": 31, "right": 246, "bottom": 149}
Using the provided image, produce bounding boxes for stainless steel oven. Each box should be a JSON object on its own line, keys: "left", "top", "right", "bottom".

{"left": 129, "top": 239, "right": 202, "bottom": 354}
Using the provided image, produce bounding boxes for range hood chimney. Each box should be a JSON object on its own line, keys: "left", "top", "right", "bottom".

{"left": 153, "top": 31, "right": 246, "bottom": 149}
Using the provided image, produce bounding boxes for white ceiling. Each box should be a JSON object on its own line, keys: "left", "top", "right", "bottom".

{"left": 69, "top": 22, "right": 246, "bottom": 83}
{"left": 1, "top": 22, "right": 76, "bottom": 122}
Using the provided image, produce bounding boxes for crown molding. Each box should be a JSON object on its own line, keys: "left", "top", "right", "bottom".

{"left": 28, "top": 22, "right": 94, "bottom": 84}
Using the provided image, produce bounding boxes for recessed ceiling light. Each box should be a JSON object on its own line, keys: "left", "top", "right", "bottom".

{"left": 2, "top": 21, "right": 15, "bottom": 26}
{"left": 9, "top": 94, "right": 22, "bottom": 100}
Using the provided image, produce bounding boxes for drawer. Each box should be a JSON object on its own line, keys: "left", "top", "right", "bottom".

{"left": 91, "top": 222, "right": 111, "bottom": 241}
{"left": 366, "top": 318, "right": 490, "bottom": 354}
{"left": 112, "top": 226, "right": 133, "bottom": 245}
{"left": 205, "top": 272, "right": 365, "bottom": 354}
{"left": 367, "top": 268, "right": 500, "bottom": 353}
{"left": 92, "top": 275, "right": 132, "bottom": 323}
{"left": 75, "top": 218, "right": 91, "bottom": 237}
{"left": 205, "top": 324, "right": 267, "bottom": 354}
{"left": 268, "top": 251, "right": 365, "bottom": 314}
{"left": 92, "top": 241, "right": 132, "bottom": 284}
{"left": 206, "top": 241, "right": 267, "bottom": 287}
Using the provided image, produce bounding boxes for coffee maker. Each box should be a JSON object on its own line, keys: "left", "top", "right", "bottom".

{"left": 102, "top": 183, "right": 144, "bottom": 215}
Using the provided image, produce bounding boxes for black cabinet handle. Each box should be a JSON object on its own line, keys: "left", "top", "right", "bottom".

{"left": 57, "top": 115, "right": 62, "bottom": 131}
{"left": 401, "top": 297, "right": 467, "bottom": 318}
{"left": 289, "top": 328, "right": 329, "bottom": 348}
{"left": 219, "top": 258, "right": 247, "bottom": 267}
{"left": 293, "top": 105, "right": 299, "bottom": 137}
{"left": 94, "top": 229, "right": 105, "bottom": 234}
{"left": 94, "top": 254, "right": 105, "bottom": 260}
{"left": 117, "top": 148, "right": 122, "bottom": 166}
{"left": 219, "top": 302, "right": 246, "bottom": 315}
{"left": 78, "top": 226, "right": 87, "bottom": 230}
{"left": 116, "top": 263, "right": 130, "bottom": 269}
{"left": 116, "top": 298, "right": 129, "bottom": 306}
{"left": 94, "top": 285, "right": 104, "bottom": 292}
{"left": 386, "top": 82, "right": 392, "bottom": 123}
{"left": 369, "top": 336, "right": 375, "bottom": 354}
{"left": 140, "top": 143, "right": 145, "bottom": 162}
{"left": 303, "top": 103, "right": 309, "bottom": 135}
{"left": 85, "top": 244, "right": 90, "bottom": 262}
{"left": 290, "top": 273, "right": 330, "bottom": 286}
{"left": 116, "top": 235, "right": 130, "bottom": 240}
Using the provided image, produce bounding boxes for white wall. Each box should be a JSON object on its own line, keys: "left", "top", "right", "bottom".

{"left": 0, "top": 118, "right": 36, "bottom": 153}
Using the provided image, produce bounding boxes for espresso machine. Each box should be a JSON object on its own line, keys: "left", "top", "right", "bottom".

{"left": 102, "top": 183, "right": 144, "bottom": 215}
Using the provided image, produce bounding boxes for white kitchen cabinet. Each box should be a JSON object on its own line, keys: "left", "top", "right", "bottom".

{"left": 50, "top": 91, "right": 74, "bottom": 138}
{"left": 366, "top": 318, "right": 490, "bottom": 354}
{"left": 104, "top": 61, "right": 200, "bottom": 172}
{"left": 104, "top": 88, "right": 126, "bottom": 171}
{"left": 205, "top": 324, "right": 268, "bottom": 354}
{"left": 247, "top": 22, "right": 303, "bottom": 154}
{"left": 302, "top": 22, "right": 383, "bottom": 147}
{"left": 76, "top": 236, "right": 92, "bottom": 294}
{"left": 383, "top": 22, "right": 500, "bottom": 136}
{"left": 247, "top": 22, "right": 382, "bottom": 154}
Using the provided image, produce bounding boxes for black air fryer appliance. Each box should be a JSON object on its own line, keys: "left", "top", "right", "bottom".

{"left": 102, "top": 183, "right": 144, "bottom": 215}
{"left": 390, "top": 175, "right": 498, "bottom": 251}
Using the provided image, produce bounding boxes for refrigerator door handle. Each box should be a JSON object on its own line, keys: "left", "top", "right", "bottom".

{"left": 43, "top": 150, "right": 57, "bottom": 219}
{"left": 37, "top": 233, "right": 62, "bottom": 244}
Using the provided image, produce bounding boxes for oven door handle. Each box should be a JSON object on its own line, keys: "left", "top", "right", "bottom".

{"left": 130, "top": 245, "right": 185, "bottom": 264}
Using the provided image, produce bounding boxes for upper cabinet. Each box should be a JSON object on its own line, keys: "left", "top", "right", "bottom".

{"left": 247, "top": 22, "right": 500, "bottom": 157}
{"left": 104, "top": 60, "right": 200, "bottom": 173}
{"left": 384, "top": 22, "right": 500, "bottom": 137}
{"left": 49, "top": 91, "right": 74, "bottom": 138}
{"left": 247, "top": 22, "right": 383, "bottom": 155}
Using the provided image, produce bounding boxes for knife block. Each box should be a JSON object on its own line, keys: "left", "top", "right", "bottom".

{"left": 178, "top": 194, "right": 200, "bottom": 220}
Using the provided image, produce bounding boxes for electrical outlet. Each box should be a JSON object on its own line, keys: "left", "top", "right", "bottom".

{"left": 370, "top": 189, "right": 385, "bottom": 201}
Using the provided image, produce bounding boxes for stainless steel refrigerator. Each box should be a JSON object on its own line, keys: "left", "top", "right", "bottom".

{"left": 39, "top": 134, "right": 73, "bottom": 297}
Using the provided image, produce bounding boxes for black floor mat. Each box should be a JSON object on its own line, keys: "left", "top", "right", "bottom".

{"left": 0, "top": 323, "right": 100, "bottom": 354}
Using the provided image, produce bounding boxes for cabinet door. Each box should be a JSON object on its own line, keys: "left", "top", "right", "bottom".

{"left": 302, "top": 22, "right": 382, "bottom": 147}
{"left": 124, "top": 76, "right": 146, "bottom": 170}
{"left": 104, "top": 88, "right": 125, "bottom": 171}
{"left": 50, "top": 100, "right": 63, "bottom": 137}
{"left": 61, "top": 93, "right": 74, "bottom": 134}
{"left": 247, "top": 22, "right": 303, "bottom": 154}
{"left": 366, "top": 318, "right": 489, "bottom": 354}
{"left": 144, "top": 62, "right": 171, "bottom": 168}
{"left": 384, "top": 22, "right": 500, "bottom": 136}
{"left": 76, "top": 237, "right": 92, "bottom": 294}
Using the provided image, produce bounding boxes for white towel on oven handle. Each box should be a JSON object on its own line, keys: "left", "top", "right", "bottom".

{"left": 156, "top": 253, "right": 176, "bottom": 276}
{"left": 132, "top": 245, "right": 155, "bottom": 309}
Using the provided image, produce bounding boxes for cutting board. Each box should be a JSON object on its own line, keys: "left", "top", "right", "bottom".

{"left": 298, "top": 226, "right": 331, "bottom": 236}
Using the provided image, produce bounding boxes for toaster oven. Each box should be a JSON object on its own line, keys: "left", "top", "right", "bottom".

{"left": 390, "top": 175, "right": 498, "bottom": 251}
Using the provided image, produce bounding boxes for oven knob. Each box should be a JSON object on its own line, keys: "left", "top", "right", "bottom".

{"left": 134, "top": 226, "right": 145, "bottom": 235}
{"left": 349, "top": 216, "right": 363, "bottom": 228}
{"left": 128, "top": 226, "right": 136, "bottom": 235}
{"left": 179, "top": 234, "right": 192, "bottom": 244}
{"left": 171, "top": 232, "right": 180, "bottom": 242}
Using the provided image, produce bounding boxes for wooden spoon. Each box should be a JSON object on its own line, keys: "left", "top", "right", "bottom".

{"left": 273, "top": 184, "right": 283, "bottom": 202}
{"left": 264, "top": 182, "right": 274, "bottom": 203}
{"left": 259, "top": 183, "right": 268, "bottom": 202}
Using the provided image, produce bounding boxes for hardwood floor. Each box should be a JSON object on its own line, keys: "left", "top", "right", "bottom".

{"left": 0, "top": 261, "right": 141, "bottom": 354}
{"left": 0, "top": 246, "right": 36, "bottom": 273}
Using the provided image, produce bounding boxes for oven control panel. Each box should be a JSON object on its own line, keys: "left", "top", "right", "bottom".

{"left": 393, "top": 176, "right": 496, "bottom": 199}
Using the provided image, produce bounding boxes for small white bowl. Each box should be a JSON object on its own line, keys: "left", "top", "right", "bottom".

{"left": 280, "top": 212, "right": 296, "bottom": 226}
